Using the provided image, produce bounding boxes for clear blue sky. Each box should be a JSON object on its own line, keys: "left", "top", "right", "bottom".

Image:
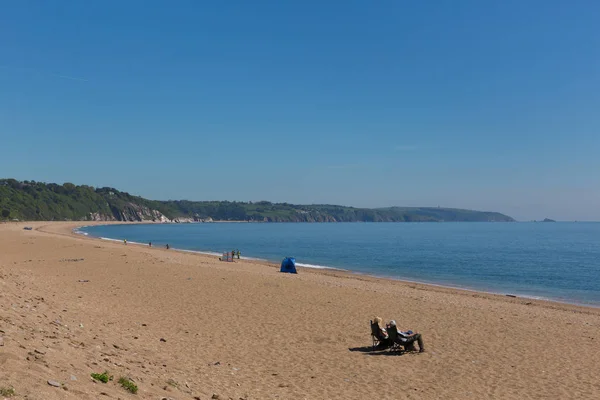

{"left": 2, "top": 1, "right": 600, "bottom": 221}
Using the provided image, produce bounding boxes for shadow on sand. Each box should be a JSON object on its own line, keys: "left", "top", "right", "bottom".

{"left": 348, "top": 346, "right": 407, "bottom": 356}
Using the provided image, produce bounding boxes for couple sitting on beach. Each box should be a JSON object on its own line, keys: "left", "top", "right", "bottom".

{"left": 372, "top": 316, "right": 425, "bottom": 353}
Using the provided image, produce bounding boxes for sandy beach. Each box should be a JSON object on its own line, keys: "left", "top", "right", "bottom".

{"left": 1, "top": 222, "right": 599, "bottom": 399}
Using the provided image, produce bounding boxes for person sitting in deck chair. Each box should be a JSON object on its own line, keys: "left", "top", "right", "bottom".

{"left": 387, "top": 320, "right": 425, "bottom": 353}
{"left": 371, "top": 316, "right": 392, "bottom": 349}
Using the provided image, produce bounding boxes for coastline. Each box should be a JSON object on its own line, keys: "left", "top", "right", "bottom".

{"left": 1, "top": 221, "right": 599, "bottom": 399}
{"left": 76, "top": 221, "right": 600, "bottom": 310}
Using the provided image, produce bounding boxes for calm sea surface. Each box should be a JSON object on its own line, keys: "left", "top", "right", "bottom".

{"left": 79, "top": 222, "right": 600, "bottom": 307}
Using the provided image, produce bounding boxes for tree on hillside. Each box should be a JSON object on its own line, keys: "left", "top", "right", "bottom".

{"left": 1, "top": 209, "right": 10, "bottom": 219}
{"left": 63, "top": 182, "right": 76, "bottom": 193}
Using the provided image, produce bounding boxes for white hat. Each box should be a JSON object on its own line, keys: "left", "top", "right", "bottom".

{"left": 389, "top": 320, "right": 396, "bottom": 326}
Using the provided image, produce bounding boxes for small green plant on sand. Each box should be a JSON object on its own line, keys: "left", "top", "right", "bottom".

{"left": 166, "top": 378, "right": 178, "bottom": 388}
{"left": 91, "top": 371, "right": 113, "bottom": 383}
{"left": 118, "top": 377, "right": 138, "bottom": 394}
{"left": 0, "top": 386, "right": 16, "bottom": 397}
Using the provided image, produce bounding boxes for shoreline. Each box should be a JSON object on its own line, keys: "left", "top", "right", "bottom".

{"left": 75, "top": 222, "right": 600, "bottom": 311}
{"left": 2, "top": 221, "right": 599, "bottom": 399}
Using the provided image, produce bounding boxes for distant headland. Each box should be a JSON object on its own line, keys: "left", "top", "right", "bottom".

{"left": 0, "top": 179, "right": 515, "bottom": 223}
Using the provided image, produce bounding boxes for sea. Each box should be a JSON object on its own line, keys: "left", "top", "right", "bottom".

{"left": 78, "top": 222, "right": 600, "bottom": 307}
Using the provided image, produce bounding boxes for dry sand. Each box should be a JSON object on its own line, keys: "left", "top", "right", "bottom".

{"left": 1, "top": 222, "right": 599, "bottom": 399}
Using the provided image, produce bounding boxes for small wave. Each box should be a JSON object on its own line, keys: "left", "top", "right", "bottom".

{"left": 296, "top": 262, "right": 346, "bottom": 271}
{"left": 512, "top": 294, "right": 551, "bottom": 302}
{"left": 178, "top": 249, "right": 224, "bottom": 257}
{"left": 100, "top": 237, "right": 126, "bottom": 243}
{"left": 98, "top": 237, "right": 147, "bottom": 246}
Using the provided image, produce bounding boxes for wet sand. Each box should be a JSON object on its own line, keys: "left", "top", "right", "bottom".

{"left": 1, "top": 221, "right": 599, "bottom": 399}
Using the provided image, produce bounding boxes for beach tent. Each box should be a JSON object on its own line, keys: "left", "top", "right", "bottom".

{"left": 280, "top": 257, "right": 297, "bottom": 274}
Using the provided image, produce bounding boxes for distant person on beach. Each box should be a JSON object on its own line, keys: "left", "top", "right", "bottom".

{"left": 149, "top": 242, "right": 152, "bottom": 247}
{"left": 237, "top": 250, "right": 240, "bottom": 259}
{"left": 387, "top": 320, "right": 425, "bottom": 352}
{"left": 166, "top": 244, "right": 170, "bottom": 250}
{"left": 124, "top": 239, "right": 127, "bottom": 245}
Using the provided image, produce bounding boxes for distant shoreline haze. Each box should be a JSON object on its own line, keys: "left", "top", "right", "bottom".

{"left": 0, "top": 178, "right": 515, "bottom": 222}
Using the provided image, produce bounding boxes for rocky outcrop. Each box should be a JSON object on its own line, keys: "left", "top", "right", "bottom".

{"left": 111, "top": 203, "right": 170, "bottom": 222}
{"left": 172, "top": 217, "right": 194, "bottom": 223}
{"left": 172, "top": 214, "right": 212, "bottom": 223}
{"left": 86, "top": 204, "right": 171, "bottom": 222}
{"left": 87, "top": 212, "right": 115, "bottom": 221}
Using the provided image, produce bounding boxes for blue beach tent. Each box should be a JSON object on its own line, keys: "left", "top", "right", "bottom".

{"left": 280, "top": 257, "right": 297, "bottom": 274}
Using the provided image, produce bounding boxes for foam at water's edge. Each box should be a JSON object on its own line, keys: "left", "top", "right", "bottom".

{"left": 178, "top": 249, "right": 224, "bottom": 257}
{"left": 296, "top": 262, "right": 346, "bottom": 271}
{"left": 100, "top": 237, "right": 148, "bottom": 245}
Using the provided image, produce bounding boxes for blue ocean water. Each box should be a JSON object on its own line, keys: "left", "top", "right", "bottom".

{"left": 79, "top": 222, "right": 600, "bottom": 307}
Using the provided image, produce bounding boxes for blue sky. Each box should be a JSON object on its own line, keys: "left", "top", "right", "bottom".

{"left": 1, "top": 1, "right": 600, "bottom": 221}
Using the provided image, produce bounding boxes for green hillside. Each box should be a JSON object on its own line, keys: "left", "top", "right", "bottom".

{"left": 0, "top": 179, "right": 515, "bottom": 222}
